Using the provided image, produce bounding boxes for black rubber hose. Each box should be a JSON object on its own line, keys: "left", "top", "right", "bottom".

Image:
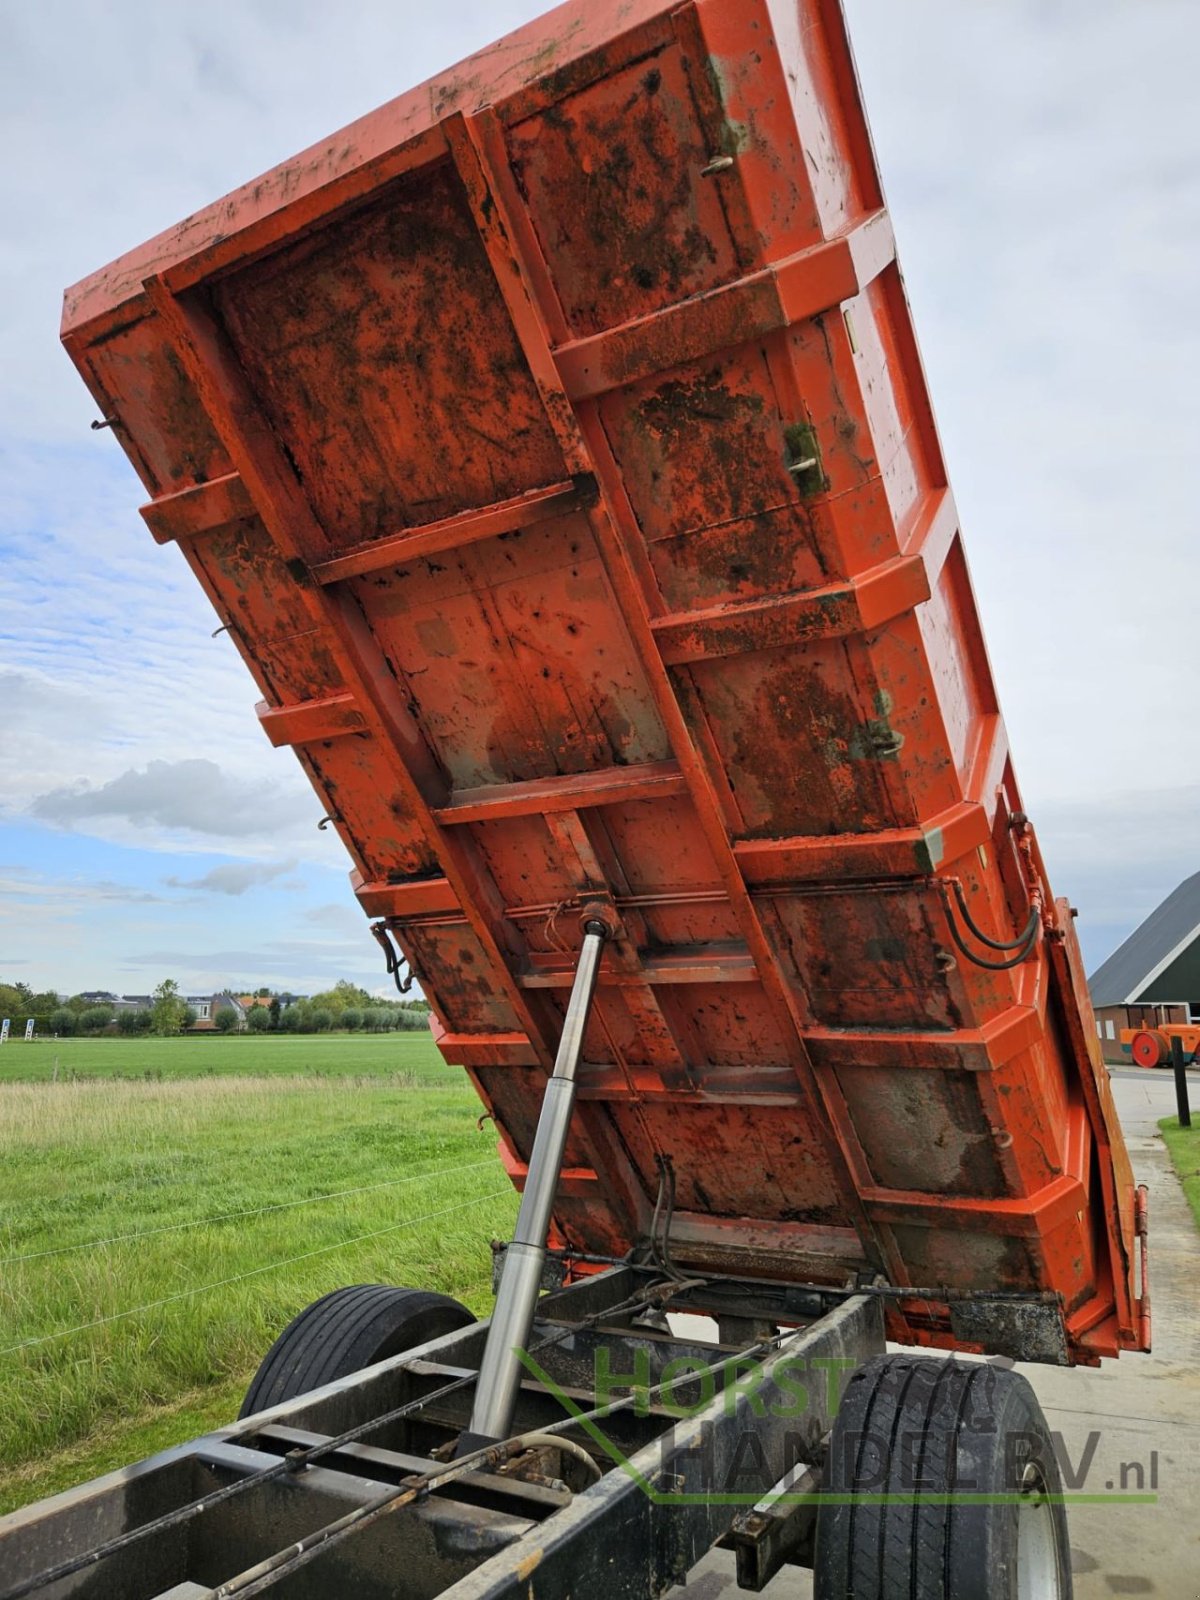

{"left": 942, "top": 896, "right": 1040, "bottom": 971}
{"left": 949, "top": 877, "right": 1039, "bottom": 952}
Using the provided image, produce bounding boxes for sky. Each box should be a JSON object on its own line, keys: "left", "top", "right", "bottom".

{"left": 0, "top": 0, "right": 1197, "bottom": 997}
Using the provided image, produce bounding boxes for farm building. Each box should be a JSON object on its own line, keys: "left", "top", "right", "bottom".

{"left": 1088, "top": 870, "right": 1200, "bottom": 1063}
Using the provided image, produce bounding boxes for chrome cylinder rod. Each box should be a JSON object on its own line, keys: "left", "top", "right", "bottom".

{"left": 458, "top": 919, "right": 608, "bottom": 1452}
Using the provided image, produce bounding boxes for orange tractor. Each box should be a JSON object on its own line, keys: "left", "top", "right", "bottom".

{"left": 1122, "top": 1022, "right": 1200, "bottom": 1068}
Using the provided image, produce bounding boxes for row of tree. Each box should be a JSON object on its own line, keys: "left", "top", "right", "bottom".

{"left": 236, "top": 1002, "right": 427, "bottom": 1034}
{"left": 2, "top": 977, "right": 430, "bottom": 1038}
{"left": 235, "top": 980, "right": 429, "bottom": 1034}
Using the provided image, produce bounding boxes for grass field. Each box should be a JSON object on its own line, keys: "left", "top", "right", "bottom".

{"left": 1160, "top": 1116, "right": 1200, "bottom": 1232}
{"left": 0, "top": 1034, "right": 517, "bottom": 1514}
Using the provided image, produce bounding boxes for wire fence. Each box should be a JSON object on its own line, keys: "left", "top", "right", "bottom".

{"left": 0, "top": 1158, "right": 499, "bottom": 1266}
{"left": 1, "top": 1188, "right": 511, "bottom": 1358}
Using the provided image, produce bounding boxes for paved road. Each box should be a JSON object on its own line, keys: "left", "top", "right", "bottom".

{"left": 676, "top": 1068, "right": 1199, "bottom": 1598}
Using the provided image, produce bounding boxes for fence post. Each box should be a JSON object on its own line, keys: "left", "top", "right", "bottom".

{"left": 1171, "top": 1034, "right": 1191, "bottom": 1129}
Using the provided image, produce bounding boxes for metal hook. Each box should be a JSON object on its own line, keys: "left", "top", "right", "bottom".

{"left": 317, "top": 814, "right": 338, "bottom": 831}
{"left": 370, "top": 920, "right": 416, "bottom": 994}
{"left": 212, "top": 622, "right": 236, "bottom": 639}
{"left": 90, "top": 418, "right": 115, "bottom": 431}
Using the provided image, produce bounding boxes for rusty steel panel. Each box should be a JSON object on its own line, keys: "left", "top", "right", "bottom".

{"left": 62, "top": 0, "right": 1146, "bottom": 1363}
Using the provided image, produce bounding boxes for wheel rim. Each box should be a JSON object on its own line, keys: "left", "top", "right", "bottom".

{"left": 1016, "top": 1461, "right": 1063, "bottom": 1599}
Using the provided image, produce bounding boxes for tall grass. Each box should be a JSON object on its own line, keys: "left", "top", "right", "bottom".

{"left": 0, "top": 1071, "right": 516, "bottom": 1512}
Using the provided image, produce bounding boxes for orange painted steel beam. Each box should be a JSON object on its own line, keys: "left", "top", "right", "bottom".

{"left": 650, "top": 552, "right": 929, "bottom": 665}
{"left": 140, "top": 470, "right": 255, "bottom": 544}
{"left": 352, "top": 873, "right": 461, "bottom": 920}
{"left": 505, "top": 1167, "right": 600, "bottom": 1200}
{"left": 801, "top": 1003, "right": 1044, "bottom": 1075}
{"left": 863, "top": 1174, "right": 1086, "bottom": 1238}
{"left": 436, "top": 1032, "right": 541, "bottom": 1068}
{"left": 256, "top": 691, "right": 366, "bottom": 748}
{"left": 310, "top": 479, "right": 587, "bottom": 585}
{"left": 554, "top": 212, "right": 895, "bottom": 402}
{"left": 444, "top": 112, "right": 593, "bottom": 478}
{"left": 434, "top": 760, "right": 686, "bottom": 827}
{"left": 667, "top": 1210, "right": 867, "bottom": 1273}
{"left": 519, "top": 945, "right": 758, "bottom": 988}
{"left": 735, "top": 800, "right": 990, "bottom": 884}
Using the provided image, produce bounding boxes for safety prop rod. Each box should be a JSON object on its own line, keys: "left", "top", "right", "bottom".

{"left": 456, "top": 918, "right": 609, "bottom": 1453}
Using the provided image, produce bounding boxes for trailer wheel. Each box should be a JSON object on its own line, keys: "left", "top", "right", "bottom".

{"left": 1130, "top": 1029, "right": 1168, "bottom": 1068}
{"left": 813, "top": 1354, "right": 1071, "bottom": 1599}
{"left": 239, "top": 1284, "right": 475, "bottom": 1418}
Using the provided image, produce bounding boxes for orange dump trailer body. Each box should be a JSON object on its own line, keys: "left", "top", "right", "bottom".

{"left": 63, "top": 0, "right": 1146, "bottom": 1365}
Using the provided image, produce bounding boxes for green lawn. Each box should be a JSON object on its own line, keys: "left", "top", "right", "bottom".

{"left": 0, "top": 1055, "right": 517, "bottom": 1514}
{"left": 0, "top": 1028, "right": 447, "bottom": 1083}
{"left": 1159, "top": 1116, "right": 1200, "bottom": 1233}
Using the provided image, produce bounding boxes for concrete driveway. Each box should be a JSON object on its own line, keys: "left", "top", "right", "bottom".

{"left": 676, "top": 1068, "right": 1200, "bottom": 1598}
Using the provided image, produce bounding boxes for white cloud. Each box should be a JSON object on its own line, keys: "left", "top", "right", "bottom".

{"left": 303, "top": 902, "right": 365, "bottom": 933}
{"left": 32, "top": 759, "right": 307, "bottom": 839}
{"left": 0, "top": 871, "right": 165, "bottom": 906}
{"left": 165, "top": 858, "right": 301, "bottom": 895}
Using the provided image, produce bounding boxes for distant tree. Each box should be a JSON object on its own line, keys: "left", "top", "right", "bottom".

{"left": 268, "top": 996, "right": 281, "bottom": 1030}
{"left": 65, "top": 994, "right": 94, "bottom": 1015}
{"left": 0, "top": 981, "right": 33, "bottom": 1016}
{"left": 341, "top": 1007, "right": 363, "bottom": 1032}
{"left": 279, "top": 1005, "right": 303, "bottom": 1033}
{"left": 116, "top": 1008, "right": 149, "bottom": 1035}
{"left": 50, "top": 1008, "right": 76, "bottom": 1036}
{"left": 214, "top": 1007, "right": 239, "bottom": 1033}
{"left": 150, "top": 979, "right": 188, "bottom": 1037}
{"left": 364, "top": 1007, "right": 391, "bottom": 1032}
{"left": 79, "top": 1005, "right": 114, "bottom": 1035}
{"left": 183, "top": 1006, "right": 199, "bottom": 1028}
{"left": 309, "top": 980, "right": 373, "bottom": 1017}
{"left": 246, "top": 1005, "right": 271, "bottom": 1032}
{"left": 309, "top": 1007, "right": 333, "bottom": 1032}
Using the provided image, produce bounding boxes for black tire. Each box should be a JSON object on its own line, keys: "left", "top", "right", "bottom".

{"left": 814, "top": 1353, "right": 1072, "bottom": 1599}
{"left": 239, "top": 1284, "right": 476, "bottom": 1418}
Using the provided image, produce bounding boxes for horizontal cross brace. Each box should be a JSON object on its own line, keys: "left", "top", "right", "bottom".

{"left": 310, "top": 478, "right": 589, "bottom": 585}
{"left": 433, "top": 759, "right": 686, "bottom": 826}
{"left": 140, "top": 470, "right": 255, "bottom": 544}
{"left": 519, "top": 944, "right": 756, "bottom": 988}
{"left": 436, "top": 1001, "right": 1042, "bottom": 1080}
{"left": 863, "top": 1173, "right": 1084, "bottom": 1238}
{"left": 734, "top": 800, "right": 990, "bottom": 884}
{"left": 505, "top": 1165, "right": 599, "bottom": 1198}
{"left": 803, "top": 1002, "right": 1043, "bottom": 1074}
{"left": 651, "top": 552, "right": 929, "bottom": 666}
{"left": 667, "top": 1210, "right": 865, "bottom": 1274}
{"left": 352, "top": 872, "right": 460, "bottom": 919}
{"left": 554, "top": 210, "right": 895, "bottom": 400}
{"left": 256, "top": 691, "right": 366, "bottom": 748}
{"left": 435, "top": 1031, "right": 539, "bottom": 1068}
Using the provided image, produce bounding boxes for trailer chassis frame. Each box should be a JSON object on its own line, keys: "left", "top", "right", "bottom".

{"left": 0, "top": 1268, "right": 885, "bottom": 1600}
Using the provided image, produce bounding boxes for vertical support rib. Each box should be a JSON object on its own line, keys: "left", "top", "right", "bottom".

{"left": 460, "top": 921, "right": 609, "bottom": 1451}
